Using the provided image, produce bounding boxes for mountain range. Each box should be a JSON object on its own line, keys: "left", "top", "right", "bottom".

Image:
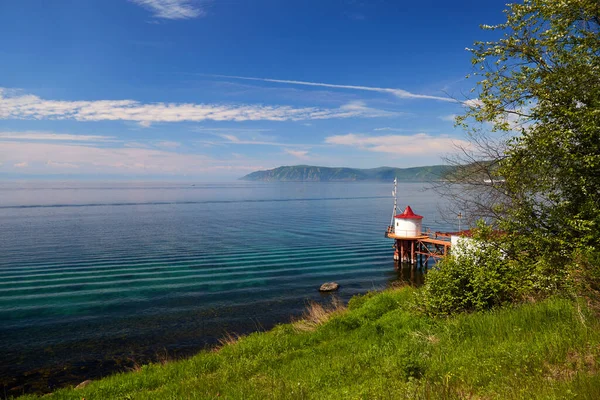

{"left": 239, "top": 165, "right": 454, "bottom": 182}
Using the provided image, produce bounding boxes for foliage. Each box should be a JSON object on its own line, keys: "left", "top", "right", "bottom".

{"left": 449, "top": 0, "right": 600, "bottom": 271}
{"left": 15, "top": 288, "right": 600, "bottom": 400}
{"left": 570, "top": 248, "right": 600, "bottom": 310}
{"left": 422, "top": 224, "right": 523, "bottom": 316}
{"left": 422, "top": 218, "right": 582, "bottom": 317}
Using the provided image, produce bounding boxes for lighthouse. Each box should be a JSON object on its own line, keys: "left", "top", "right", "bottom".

{"left": 393, "top": 206, "right": 423, "bottom": 237}
{"left": 391, "top": 206, "right": 424, "bottom": 263}
{"left": 385, "top": 179, "right": 452, "bottom": 266}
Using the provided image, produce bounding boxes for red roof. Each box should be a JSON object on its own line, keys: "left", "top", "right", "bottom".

{"left": 394, "top": 205, "right": 423, "bottom": 220}
{"left": 439, "top": 230, "right": 474, "bottom": 238}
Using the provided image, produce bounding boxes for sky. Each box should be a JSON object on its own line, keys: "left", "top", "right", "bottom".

{"left": 0, "top": 0, "right": 509, "bottom": 181}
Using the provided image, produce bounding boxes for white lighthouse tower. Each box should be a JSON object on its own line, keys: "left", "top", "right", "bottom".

{"left": 388, "top": 205, "right": 425, "bottom": 263}
{"left": 393, "top": 206, "right": 423, "bottom": 237}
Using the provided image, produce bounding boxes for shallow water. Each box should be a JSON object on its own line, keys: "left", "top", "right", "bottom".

{"left": 0, "top": 181, "right": 453, "bottom": 394}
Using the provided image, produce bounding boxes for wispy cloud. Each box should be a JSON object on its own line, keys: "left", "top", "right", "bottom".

{"left": 130, "top": 0, "right": 207, "bottom": 20}
{"left": 210, "top": 134, "right": 311, "bottom": 149}
{"left": 155, "top": 141, "right": 181, "bottom": 148}
{"left": 325, "top": 133, "right": 470, "bottom": 155}
{"left": 439, "top": 114, "right": 457, "bottom": 122}
{"left": 193, "top": 127, "right": 273, "bottom": 133}
{"left": 0, "top": 89, "right": 397, "bottom": 124}
{"left": 0, "top": 140, "right": 262, "bottom": 175}
{"left": 284, "top": 149, "right": 310, "bottom": 159}
{"left": 0, "top": 131, "right": 116, "bottom": 142}
{"left": 207, "top": 74, "right": 457, "bottom": 103}
{"left": 46, "top": 161, "right": 80, "bottom": 169}
{"left": 373, "top": 127, "right": 407, "bottom": 132}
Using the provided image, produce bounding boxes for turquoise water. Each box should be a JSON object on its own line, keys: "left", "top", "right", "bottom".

{"left": 0, "top": 181, "right": 452, "bottom": 394}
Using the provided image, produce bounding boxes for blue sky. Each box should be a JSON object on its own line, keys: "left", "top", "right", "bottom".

{"left": 0, "top": 0, "right": 507, "bottom": 180}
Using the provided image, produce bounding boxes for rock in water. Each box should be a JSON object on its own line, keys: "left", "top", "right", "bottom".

{"left": 75, "top": 380, "right": 92, "bottom": 389}
{"left": 319, "top": 282, "right": 339, "bottom": 292}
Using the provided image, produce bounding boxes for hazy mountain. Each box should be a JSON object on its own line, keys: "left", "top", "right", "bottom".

{"left": 239, "top": 165, "right": 454, "bottom": 182}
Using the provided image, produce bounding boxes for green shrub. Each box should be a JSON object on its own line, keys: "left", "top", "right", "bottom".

{"left": 570, "top": 248, "right": 600, "bottom": 308}
{"left": 422, "top": 243, "right": 518, "bottom": 316}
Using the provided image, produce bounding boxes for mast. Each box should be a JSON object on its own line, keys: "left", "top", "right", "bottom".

{"left": 390, "top": 177, "right": 397, "bottom": 232}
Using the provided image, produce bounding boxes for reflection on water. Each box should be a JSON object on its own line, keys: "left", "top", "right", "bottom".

{"left": 393, "top": 261, "right": 428, "bottom": 287}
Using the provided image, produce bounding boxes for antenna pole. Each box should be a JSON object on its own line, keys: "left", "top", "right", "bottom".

{"left": 390, "top": 177, "right": 397, "bottom": 231}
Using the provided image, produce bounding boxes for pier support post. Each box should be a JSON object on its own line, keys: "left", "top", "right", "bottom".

{"left": 400, "top": 240, "right": 405, "bottom": 263}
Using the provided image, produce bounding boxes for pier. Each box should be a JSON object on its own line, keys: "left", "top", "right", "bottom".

{"left": 385, "top": 229, "right": 452, "bottom": 265}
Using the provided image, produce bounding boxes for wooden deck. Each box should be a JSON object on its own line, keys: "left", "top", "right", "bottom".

{"left": 386, "top": 229, "right": 452, "bottom": 265}
{"left": 419, "top": 237, "right": 452, "bottom": 247}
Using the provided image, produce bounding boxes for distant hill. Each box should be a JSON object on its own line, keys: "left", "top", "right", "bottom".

{"left": 239, "top": 165, "right": 454, "bottom": 182}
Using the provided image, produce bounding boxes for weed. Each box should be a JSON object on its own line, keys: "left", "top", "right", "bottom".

{"left": 292, "top": 297, "right": 346, "bottom": 332}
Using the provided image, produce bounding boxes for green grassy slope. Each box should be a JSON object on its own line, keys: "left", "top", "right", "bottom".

{"left": 239, "top": 165, "right": 454, "bottom": 182}
{"left": 18, "top": 287, "right": 600, "bottom": 399}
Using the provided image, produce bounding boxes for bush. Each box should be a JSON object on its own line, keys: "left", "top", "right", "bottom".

{"left": 570, "top": 249, "right": 600, "bottom": 310}
{"left": 422, "top": 243, "right": 518, "bottom": 316}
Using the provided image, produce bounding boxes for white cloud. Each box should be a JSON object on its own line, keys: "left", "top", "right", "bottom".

{"left": 130, "top": 0, "right": 206, "bottom": 20}
{"left": 207, "top": 74, "right": 458, "bottom": 103}
{"left": 0, "top": 89, "right": 397, "bottom": 123}
{"left": 155, "top": 141, "right": 181, "bottom": 148}
{"left": 0, "top": 141, "right": 262, "bottom": 175}
{"left": 284, "top": 149, "right": 309, "bottom": 159}
{"left": 0, "top": 131, "right": 116, "bottom": 142}
{"left": 463, "top": 99, "right": 483, "bottom": 108}
{"left": 324, "top": 133, "right": 471, "bottom": 155}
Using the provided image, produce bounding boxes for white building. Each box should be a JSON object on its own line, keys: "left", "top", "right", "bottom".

{"left": 393, "top": 206, "right": 423, "bottom": 237}
{"left": 450, "top": 234, "right": 478, "bottom": 257}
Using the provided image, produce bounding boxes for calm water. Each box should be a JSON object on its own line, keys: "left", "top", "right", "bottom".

{"left": 0, "top": 181, "right": 453, "bottom": 394}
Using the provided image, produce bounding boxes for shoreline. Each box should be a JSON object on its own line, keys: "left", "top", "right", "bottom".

{"left": 13, "top": 286, "right": 600, "bottom": 399}
{"left": 3, "top": 267, "right": 427, "bottom": 397}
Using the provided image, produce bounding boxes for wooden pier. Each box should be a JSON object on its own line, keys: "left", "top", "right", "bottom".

{"left": 385, "top": 229, "right": 452, "bottom": 266}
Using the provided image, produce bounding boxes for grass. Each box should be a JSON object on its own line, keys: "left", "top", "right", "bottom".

{"left": 15, "top": 287, "right": 600, "bottom": 399}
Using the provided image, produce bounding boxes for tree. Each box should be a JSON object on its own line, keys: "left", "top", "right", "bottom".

{"left": 448, "top": 0, "right": 600, "bottom": 265}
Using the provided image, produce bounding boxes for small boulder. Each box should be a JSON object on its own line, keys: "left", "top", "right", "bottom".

{"left": 75, "top": 380, "right": 92, "bottom": 389}
{"left": 319, "top": 282, "right": 340, "bottom": 292}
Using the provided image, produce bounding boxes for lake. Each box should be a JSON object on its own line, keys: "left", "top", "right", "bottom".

{"left": 0, "top": 181, "right": 454, "bottom": 394}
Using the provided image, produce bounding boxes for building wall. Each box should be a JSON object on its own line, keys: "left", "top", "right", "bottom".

{"left": 394, "top": 218, "right": 422, "bottom": 237}
{"left": 450, "top": 235, "right": 505, "bottom": 259}
{"left": 450, "top": 235, "right": 478, "bottom": 257}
